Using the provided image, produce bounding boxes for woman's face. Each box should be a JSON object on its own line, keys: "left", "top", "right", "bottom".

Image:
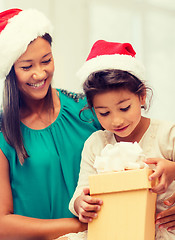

{"left": 93, "top": 89, "right": 146, "bottom": 142}
{"left": 14, "top": 36, "right": 54, "bottom": 101}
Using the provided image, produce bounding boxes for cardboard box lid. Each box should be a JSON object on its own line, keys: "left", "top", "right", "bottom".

{"left": 89, "top": 168, "right": 155, "bottom": 195}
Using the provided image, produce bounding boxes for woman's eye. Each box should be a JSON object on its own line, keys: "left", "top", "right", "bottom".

{"left": 42, "top": 58, "right": 51, "bottom": 64}
{"left": 99, "top": 111, "right": 110, "bottom": 116}
{"left": 21, "top": 65, "right": 32, "bottom": 70}
{"left": 120, "top": 105, "right": 130, "bottom": 112}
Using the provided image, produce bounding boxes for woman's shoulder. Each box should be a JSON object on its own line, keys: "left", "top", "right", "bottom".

{"left": 57, "top": 88, "right": 87, "bottom": 114}
{"left": 56, "top": 88, "right": 101, "bottom": 128}
{"left": 0, "top": 129, "right": 16, "bottom": 161}
{"left": 58, "top": 88, "right": 85, "bottom": 104}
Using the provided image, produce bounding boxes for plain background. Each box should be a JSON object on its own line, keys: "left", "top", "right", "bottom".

{"left": 1, "top": 0, "right": 175, "bottom": 121}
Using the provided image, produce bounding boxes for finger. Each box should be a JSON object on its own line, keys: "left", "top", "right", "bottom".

{"left": 168, "top": 225, "right": 175, "bottom": 231}
{"left": 79, "top": 214, "right": 93, "bottom": 223}
{"left": 149, "top": 169, "right": 162, "bottom": 181}
{"left": 156, "top": 213, "right": 175, "bottom": 224}
{"left": 164, "top": 193, "right": 175, "bottom": 206}
{"left": 81, "top": 200, "right": 101, "bottom": 213}
{"left": 83, "top": 194, "right": 103, "bottom": 205}
{"left": 80, "top": 207, "right": 98, "bottom": 219}
{"left": 158, "top": 220, "right": 175, "bottom": 230}
{"left": 151, "top": 176, "right": 167, "bottom": 194}
{"left": 156, "top": 206, "right": 175, "bottom": 220}
{"left": 83, "top": 187, "right": 90, "bottom": 196}
{"left": 79, "top": 206, "right": 99, "bottom": 222}
{"left": 144, "top": 158, "right": 158, "bottom": 165}
{"left": 151, "top": 186, "right": 166, "bottom": 194}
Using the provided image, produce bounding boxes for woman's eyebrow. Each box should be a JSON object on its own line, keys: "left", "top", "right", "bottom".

{"left": 17, "top": 52, "right": 52, "bottom": 64}
{"left": 42, "top": 52, "right": 52, "bottom": 58}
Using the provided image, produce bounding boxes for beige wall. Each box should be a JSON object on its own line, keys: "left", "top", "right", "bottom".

{"left": 1, "top": 0, "right": 175, "bottom": 121}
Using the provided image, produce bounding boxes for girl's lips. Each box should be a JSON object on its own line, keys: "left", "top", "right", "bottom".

{"left": 114, "top": 125, "right": 128, "bottom": 132}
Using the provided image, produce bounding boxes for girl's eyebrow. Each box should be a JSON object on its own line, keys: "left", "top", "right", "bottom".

{"left": 94, "top": 98, "right": 130, "bottom": 109}
{"left": 118, "top": 98, "right": 130, "bottom": 104}
{"left": 94, "top": 106, "right": 107, "bottom": 109}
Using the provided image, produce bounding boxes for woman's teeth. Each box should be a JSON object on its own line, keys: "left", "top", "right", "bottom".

{"left": 28, "top": 80, "right": 45, "bottom": 87}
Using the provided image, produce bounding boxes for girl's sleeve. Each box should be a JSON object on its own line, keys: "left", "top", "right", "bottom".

{"left": 158, "top": 121, "right": 175, "bottom": 161}
{"left": 69, "top": 130, "right": 105, "bottom": 216}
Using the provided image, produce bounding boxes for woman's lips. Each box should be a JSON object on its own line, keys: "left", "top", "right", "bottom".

{"left": 27, "top": 79, "right": 46, "bottom": 88}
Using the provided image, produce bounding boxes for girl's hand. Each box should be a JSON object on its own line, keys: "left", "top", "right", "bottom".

{"left": 144, "top": 158, "right": 175, "bottom": 194}
{"left": 74, "top": 188, "right": 103, "bottom": 223}
{"left": 156, "top": 192, "right": 175, "bottom": 231}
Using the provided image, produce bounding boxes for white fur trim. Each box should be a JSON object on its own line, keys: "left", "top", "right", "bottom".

{"left": 0, "top": 9, "right": 53, "bottom": 80}
{"left": 77, "top": 54, "right": 145, "bottom": 83}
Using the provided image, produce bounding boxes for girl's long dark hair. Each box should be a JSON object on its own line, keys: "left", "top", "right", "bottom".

{"left": 1, "top": 33, "right": 53, "bottom": 164}
{"left": 81, "top": 69, "right": 152, "bottom": 113}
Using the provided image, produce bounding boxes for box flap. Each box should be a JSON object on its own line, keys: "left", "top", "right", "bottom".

{"left": 89, "top": 168, "right": 155, "bottom": 195}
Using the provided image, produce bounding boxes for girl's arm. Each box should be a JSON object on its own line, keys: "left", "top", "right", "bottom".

{"left": 69, "top": 131, "right": 104, "bottom": 218}
{"left": 0, "top": 149, "right": 87, "bottom": 240}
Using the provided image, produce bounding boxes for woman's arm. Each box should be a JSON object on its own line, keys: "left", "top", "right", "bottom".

{"left": 156, "top": 193, "right": 175, "bottom": 231}
{"left": 0, "top": 149, "right": 87, "bottom": 240}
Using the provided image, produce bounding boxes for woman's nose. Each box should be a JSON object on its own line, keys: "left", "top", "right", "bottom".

{"left": 32, "top": 67, "right": 46, "bottom": 80}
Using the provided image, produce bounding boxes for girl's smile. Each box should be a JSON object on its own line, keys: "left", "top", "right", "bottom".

{"left": 113, "top": 125, "right": 129, "bottom": 133}
{"left": 93, "top": 89, "right": 146, "bottom": 142}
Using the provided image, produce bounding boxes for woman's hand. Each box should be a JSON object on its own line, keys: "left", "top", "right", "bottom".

{"left": 144, "top": 158, "right": 175, "bottom": 194}
{"left": 74, "top": 188, "right": 103, "bottom": 223}
{"left": 156, "top": 192, "right": 175, "bottom": 231}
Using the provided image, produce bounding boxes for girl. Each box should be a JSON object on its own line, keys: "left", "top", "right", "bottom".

{"left": 68, "top": 40, "right": 175, "bottom": 240}
{"left": 0, "top": 8, "right": 101, "bottom": 239}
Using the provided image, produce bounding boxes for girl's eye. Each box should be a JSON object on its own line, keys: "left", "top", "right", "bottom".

{"left": 120, "top": 105, "right": 130, "bottom": 112}
{"left": 42, "top": 58, "right": 51, "bottom": 64}
{"left": 21, "top": 65, "right": 32, "bottom": 70}
{"left": 99, "top": 111, "right": 110, "bottom": 117}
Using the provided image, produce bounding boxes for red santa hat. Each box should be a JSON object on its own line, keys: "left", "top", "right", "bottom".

{"left": 77, "top": 40, "right": 145, "bottom": 82}
{"left": 0, "top": 8, "right": 53, "bottom": 81}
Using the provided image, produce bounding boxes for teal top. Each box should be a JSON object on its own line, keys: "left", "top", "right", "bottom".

{"left": 0, "top": 89, "right": 101, "bottom": 219}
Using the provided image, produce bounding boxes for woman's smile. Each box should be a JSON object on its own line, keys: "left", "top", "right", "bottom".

{"left": 27, "top": 79, "right": 46, "bottom": 88}
{"left": 14, "top": 37, "right": 54, "bottom": 101}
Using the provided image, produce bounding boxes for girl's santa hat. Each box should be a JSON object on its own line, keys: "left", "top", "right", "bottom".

{"left": 0, "top": 8, "right": 53, "bottom": 81}
{"left": 77, "top": 40, "right": 145, "bottom": 82}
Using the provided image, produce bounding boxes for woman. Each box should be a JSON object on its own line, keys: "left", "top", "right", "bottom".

{"left": 0, "top": 8, "right": 101, "bottom": 239}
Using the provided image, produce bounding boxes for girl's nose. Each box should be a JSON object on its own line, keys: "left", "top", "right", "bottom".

{"left": 111, "top": 116, "right": 124, "bottom": 127}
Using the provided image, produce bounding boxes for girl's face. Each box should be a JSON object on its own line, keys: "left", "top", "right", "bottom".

{"left": 14, "top": 37, "right": 54, "bottom": 102}
{"left": 93, "top": 89, "right": 146, "bottom": 142}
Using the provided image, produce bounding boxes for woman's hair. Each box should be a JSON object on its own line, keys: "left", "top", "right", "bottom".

{"left": 1, "top": 33, "right": 53, "bottom": 164}
{"left": 82, "top": 69, "right": 152, "bottom": 113}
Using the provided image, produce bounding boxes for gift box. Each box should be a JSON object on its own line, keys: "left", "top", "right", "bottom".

{"left": 88, "top": 168, "right": 157, "bottom": 240}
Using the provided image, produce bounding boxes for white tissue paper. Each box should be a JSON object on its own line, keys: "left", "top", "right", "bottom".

{"left": 94, "top": 142, "right": 149, "bottom": 173}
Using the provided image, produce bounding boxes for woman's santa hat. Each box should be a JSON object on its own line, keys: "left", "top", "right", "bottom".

{"left": 77, "top": 40, "right": 145, "bottom": 82}
{"left": 0, "top": 8, "right": 53, "bottom": 81}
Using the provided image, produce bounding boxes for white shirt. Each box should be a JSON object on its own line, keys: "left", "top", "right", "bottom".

{"left": 69, "top": 119, "right": 175, "bottom": 239}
